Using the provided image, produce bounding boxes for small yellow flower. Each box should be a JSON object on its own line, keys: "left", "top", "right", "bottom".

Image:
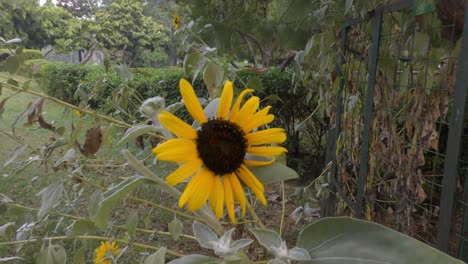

{"left": 94, "top": 241, "right": 121, "bottom": 264}
{"left": 75, "top": 110, "right": 82, "bottom": 117}
{"left": 173, "top": 14, "right": 180, "bottom": 30}
{"left": 153, "top": 79, "right": 287, "bottom": 223}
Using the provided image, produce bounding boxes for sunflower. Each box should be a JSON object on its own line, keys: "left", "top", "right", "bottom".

{"left": 153, "top": 79, "right": 287, "bottom": 223}
{"left": 172, "top": 14, "right": 180, "bottom": 31}
{"left": 94, "top": 241, "right": 121, "bottom": 264}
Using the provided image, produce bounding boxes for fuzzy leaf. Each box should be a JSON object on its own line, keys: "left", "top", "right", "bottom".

{"left": 126, "top": 210, "right": 139, "bottom": 236}
{"left": 297, "top": 217, "right": 463, "bottom": 264}
{"left": 5, "top": 56, "right": 19, "bottom": 75}
{"left": 37, "top": 244, "right": 67, "bottom": 264}
{"left": 168, "top": 216, "right": 183, "bottom": 241}
{"left": 249, "top": 228, "right": 282, "bottom": 249}
{"left": 203, "top": 62, "right": 224, "bottom": 98}
{"left": 248, "top": 162, "right": 298, "bottom": 185}
{"left": 167, "top": 255, "right": 221, "bottom": 264}
{"left": 37, "top": 182, "right": 65, "bottom": 219}
{"left": 3, "top": 145, "right": 28, "bottom": 167}
{"left": 94, "top": 176, "right": 151, "bottom": 229}
{"left": 143, "top": 247, "right": 166, "bottom": 264}
{"left": 193, "top": 221, "right": 218, "bottom": 249}
{"left": 117, "top": 124, "right": 156, "bottom": 147}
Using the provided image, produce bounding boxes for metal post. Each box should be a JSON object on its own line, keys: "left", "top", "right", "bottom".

{"left": 355, "top": 8, "right": 383, "bottom": 219}
{"left": 436, "top": 4, "right": 468, "bottom": 253}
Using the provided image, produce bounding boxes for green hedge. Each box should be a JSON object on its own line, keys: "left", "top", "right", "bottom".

{"left": 40, "top": 63, "right": 312, "bottom": 128}
{"left": 0, "top": 49, "right": 44, "bottom": 73}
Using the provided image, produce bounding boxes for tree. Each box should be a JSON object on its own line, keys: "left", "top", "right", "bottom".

{"left": 56, "top": 0, "right": 100, "bottom": 18}
{"left": 94, "top": 0, "right": 169, "bottom": 65}
{"left": 40, "top": 2, "right": 82, "bottom": 52}
{"left": 0, "top": 0, "right": 45, "bottom": 49}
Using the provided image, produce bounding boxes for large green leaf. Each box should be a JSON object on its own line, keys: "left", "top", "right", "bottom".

{"left": 248, "top": 162, "right": 298, "bottom": 185}
{"left": 203, "top": 62, "right": 224, "bottom": 98}
{"left": 297, "top": 217, "right": 463, "bottom": 264}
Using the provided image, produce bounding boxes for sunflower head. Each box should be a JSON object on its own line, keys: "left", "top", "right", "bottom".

{"left": 153, "top": 79, "right": 287, "bottom": 223}
{"left": 94, "top": 241, "right": 121, "bottom": 264}
{"left": 173, "top": 14, "right": 180, "bottom": 30}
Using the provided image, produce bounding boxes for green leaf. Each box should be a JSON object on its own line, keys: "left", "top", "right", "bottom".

{"left": 73, "top": 247, "right": 85, "bottom": 264}
{"left": 87, "top": 190, "right": 103, "bottom": 218}
{"left": 203, "top": 62, "right": 224, "bottom": 98}
{"left": 143, "top": 247, "right": 166, "bottom": 264}
{"left": 66, "top": 120, "right": 84, "bottom": 150}
{"left": 94, "top": 176, "right": 152, "bottom": 229}
{"left": 37, "top": 244, "right": 67, "bottom": 264}
{"left": 3, "top": 145, "right": 28, "bottom": 167}
{"left": 248, "top": 162, "right": 299, "bottom": 185}
{"left": 193, "top": 221, "right": 218, "bottom": 249}
{"left": 126, "top": 210, "right": 139, "bottom": 236}
{"left": 117, "top": 124, "right": 156, "bottom": 147}
{"left": 101, "top": 125, "right": 114, "bottom": 147}
{"left": 183, "top": 51, "right": 204, "bottom": 80}
{"left": 297, "top": 217, "right": 463, "bottom": 264}
{"left": 37, "top": 182, "right": 65, "bottom": 219}
{"left": 69, "top": 219, "right": 96, "bottom": 236}
{"left": 168, "top": 216, "right": 183, "bottom": 241}
{"left": 5, "top": 56, "right": 19, "bottom": 75}
{"left": 249, "top": 228, "right": 282, "bottom": 249}
{"left": 345, "top": 0, "right": 354, "bottom": 15}
{"left": 167, "top": 255, "right": 222, "bottom": 264}
{"left": 413, "top": 0, "right": 435, "bottom": 16}
{"left": 0, "top": 222, "right": 15, "bottom": 240}
{"left": 246, "top": 77, "right": 263, "bottom": 93}
{"left": 413, "top": 32, "right": 429, "bottom": 57}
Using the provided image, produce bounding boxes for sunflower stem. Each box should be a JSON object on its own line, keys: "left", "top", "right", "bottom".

{"left": 279, "top": 181, "right": 286, "bottom": 237}
{"left": 246, "top": 198, "right": 265, "bottom": 229}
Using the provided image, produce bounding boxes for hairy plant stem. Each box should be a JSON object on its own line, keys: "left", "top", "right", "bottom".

{"left": 6, "top": 203, "right": 196, "bottom": 241}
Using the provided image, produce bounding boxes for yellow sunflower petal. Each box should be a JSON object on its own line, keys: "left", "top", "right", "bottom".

{"left": 217, "top": 81, "right": 234, "bottom": 119}
{"left": 165, "top": 159, "right": 203, "bottom": 186}
{"left": 209, "top": 176, "right": 225, "bottom": 219}
{"left": 237, "top": 165, "right": 267, "bottom": 205}
{"left": 229, "top": 88, "right": 254, "bottom": 120}
{"left": 152, "top": 139, "right": 198, "bottom": 162}
{"left": 245, "top": 128, "right": 287, "bottom": 145}
{"left": 180, "top": 79, "right": 207, "bottom": 123}
{"left": 244, "top": 158, "right": 275, "bottom": 166}
{"left": 186, "top": 167, "right": 214, "bottom": 211}
{"left": 230, "top": 96, "right": 260, "bottom": 124}
{"left": 229, "top": 173, "right": 246, "bottom": 217}
{"left": 159, "top": 110, "right": 197, "bottom": 139}
{"left": 224, "top": 175, "right": 236, "bottom": 224}
{"left": 239, "top": 107, "right": 274, "bottom": 133}
{"left": 247, "top": 146, "right": 288, "bottom": 157}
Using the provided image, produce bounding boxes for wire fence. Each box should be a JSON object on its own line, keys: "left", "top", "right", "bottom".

{"left": 323, "top": 0, "right": 468, "bottom": 260}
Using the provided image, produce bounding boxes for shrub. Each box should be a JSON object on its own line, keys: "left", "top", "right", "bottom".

{"left": 0, "top": 49, "right": 44, "bottom": 73}
{"left": 42, "top": 62, "right": 100, "bottom": 104}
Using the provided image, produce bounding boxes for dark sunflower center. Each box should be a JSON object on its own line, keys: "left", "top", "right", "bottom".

{"left": 196, "top": 119, "right": 247, "bottom": 175}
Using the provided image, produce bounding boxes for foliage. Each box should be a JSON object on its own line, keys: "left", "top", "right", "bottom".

{"left": 0, "top": 0, "right": 44, "bottom": 49}
{"left": 39, "top": 2, "right": 82, "bottom": 53}
{"left": 56, "top": 0, "right": 100, "bottom": 18}
{"left": 94, "top": 0, "right": 170, "bottom": 65}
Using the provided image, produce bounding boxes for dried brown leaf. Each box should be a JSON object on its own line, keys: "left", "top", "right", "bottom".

{"left": 82, "top": 127, "right": 102, "bottom": 156}
{"left": 37, "top": 116, "right": 56, "bottom": 132}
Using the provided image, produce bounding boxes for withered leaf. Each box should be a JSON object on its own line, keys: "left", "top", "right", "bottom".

{"left": 26, "top": 97, "right": 45, "bottom": 126}
{"left": 82, "top": 127, "right": 102, "bottom": 156}
{"left": 37, "top": 116, "right": 56, "bottom": 132}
